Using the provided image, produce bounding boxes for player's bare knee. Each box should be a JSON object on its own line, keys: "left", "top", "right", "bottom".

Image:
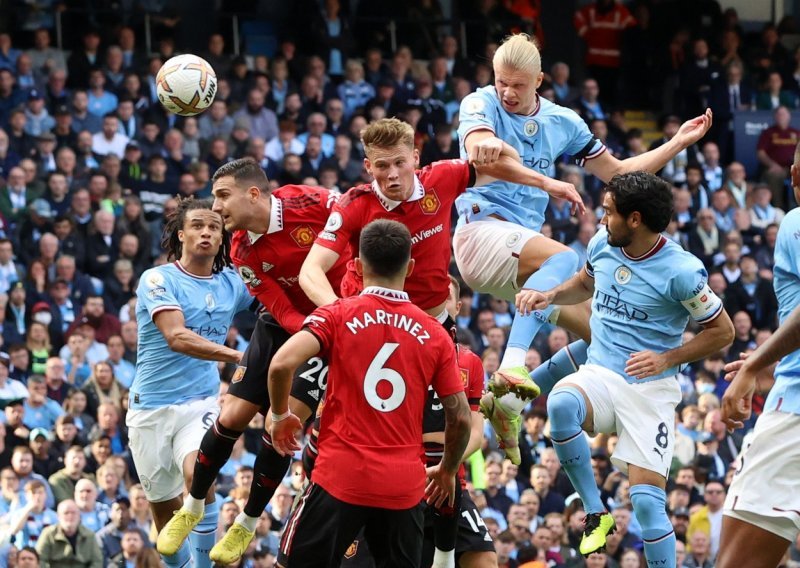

{"left": 460, "top": 551, "right": 498, "bottom": 568}
{"left": 288, "top": 396, "right": 312, "bottom": 423}
{"left": 219, "top": 396, "right": 258, "bottom": 431}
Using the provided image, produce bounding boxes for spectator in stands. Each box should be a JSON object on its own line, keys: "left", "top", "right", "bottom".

{"left": 0, "top": 69, "right": 27, "bottom": 128}
{"left": 24, "top": 91, "right": 55, "bottom": 137}
{"left": 48, "top": 444, "right": 93, "bottom": 505}
{"left": 710, "top": 189, "right": 736, "bottom": 233}
{"left": 81, "top": 361, "right": 124, "bottom": 417}
{"left": 0, "top": 352, "right": 27, "bottom": 401}
{"left": 36, "top": 498, "right": 104, "bottom": 566}
{"left": 0, "top": 166, "right": 43, "bottom": 230}
{"left": 96, "top": 497, "right": 144, "bottom": 564}
{"left": 756, "top": 105, "right": 799, "bottom": 209}
{"left": 531, "top": 464, "right": 565, "bottom": 516}
{"left": 756, "top": 70, "right": 798, "bottom": 111}
{"left": 726, "top": 255, "right": 777, "bottom": 329}
{"left": 23, "top": 376, "right": 63, "bottom": 431}
{"left": 680, "top": 38, "right": 721, "bottom": 118}
{"left": 5, "top": 479, "right": 57, "bottom": 548}
{"left": 701, "top": 141, "right": 724, "bottom": 192}
{"left": 27, "top": 28, "right": 66, "bottom": 75}
{"left": 573, "top": 78, "right": 606, "bottom": 124}
{"left": 43, "top": 357, "right": 69, "bottom": 404}
{"left": 91, "top": 113, "right": 128, "bottom": 159}
{"left": 574, "top": 0, "right": 635, "bottom": 106}
{"left": 69, "top": 90, "right": 101, "bottom": 135}
{"left": 11, "top": 445, "right": 54, "bottom": 508}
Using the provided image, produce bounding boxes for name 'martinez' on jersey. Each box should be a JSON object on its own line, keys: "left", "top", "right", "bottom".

{"left": 131, "top": 262, "right": 251, "bottom": 409}
{"left": 585, "top": 228, "right": 724, "bottom": 384}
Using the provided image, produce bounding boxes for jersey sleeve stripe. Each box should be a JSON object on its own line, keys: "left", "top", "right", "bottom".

{"left": 301, "top": 326, "right": 326, "bottom": 350}
{"left": 462, "top": 125, "right": 496, "bottom": 140}
{"left": 694, "top": 301, "right": 724, "bottom": 324}
{"left": 150, "top": 305, "right": 182, "bottom": 316}
{"left": 584, "top": 262, "right": 594, "bottom": 278}
{"left": 585, "top": 145, "right": 608, "bottom": 160}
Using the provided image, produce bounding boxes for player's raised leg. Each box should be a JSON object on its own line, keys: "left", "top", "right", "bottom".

{"left": 210, "top": 395, "right": 317, "bottom": 565}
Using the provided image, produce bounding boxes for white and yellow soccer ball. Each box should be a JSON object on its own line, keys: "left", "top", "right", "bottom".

{"left": 156, "top": 54, "right": 217, "bottom": 116}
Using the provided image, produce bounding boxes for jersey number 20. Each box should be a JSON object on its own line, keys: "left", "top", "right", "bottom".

{"left": 364, "top": 343, "right": 406, "bottom": 412}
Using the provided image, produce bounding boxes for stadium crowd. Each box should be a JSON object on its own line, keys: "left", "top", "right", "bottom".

{"left": 0, "top": 0, "right": 797, "bottom": 566}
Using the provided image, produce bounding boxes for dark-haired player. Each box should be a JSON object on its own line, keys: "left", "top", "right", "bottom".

{"left": 518, "top": 172, "right": 733, "bottom": 565}
{"left": 127, "top": 197, "right": 252, "bottom": 568}
{"left": 269, "top": 219, "right": 472, "bottom": 567}
{"left": 157, "top": 158, "right": 350, "bottom": 565}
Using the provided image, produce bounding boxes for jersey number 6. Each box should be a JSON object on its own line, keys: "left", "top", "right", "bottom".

{"left": 364, "top": 342, "right": 406, "bottom": 413}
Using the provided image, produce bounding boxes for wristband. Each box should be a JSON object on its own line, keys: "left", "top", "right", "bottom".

{"left": 271, "top": 410, "right": 291, "bottom": 423}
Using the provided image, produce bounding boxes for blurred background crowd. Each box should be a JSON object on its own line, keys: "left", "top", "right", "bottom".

{"left": 0, "top": 0, "right": 798, "bottom": 566}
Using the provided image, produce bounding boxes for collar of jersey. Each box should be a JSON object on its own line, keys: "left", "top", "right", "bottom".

{"left": 173, "top": 261, "right": 213, "bottom": 279}
{"left": 621, "top": 234, "right": 667, "bottom": 262}
{"left": 371, "top": 175, "right": 424, "bottom": 211}
{"left": 361, "top": 286, "right": 410, "bottom": 302}
{"left": 248, "top": 194, "right": 283, "bottom": 243}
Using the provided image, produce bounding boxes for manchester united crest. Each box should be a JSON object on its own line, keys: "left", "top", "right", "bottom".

{"left": 460, "top": 368, "right": 469, "bottom": 387}
{"left": 419, "top": 190, "right": 440, "bottom": 215}
{"left": 290, "top": 226, "right": 317, "bottom": 247}
{"left": 344, "top": 540, "right": 359, "bottom": 559}
{"left": 231, "top": 366, "right": 246, "bottom": 383}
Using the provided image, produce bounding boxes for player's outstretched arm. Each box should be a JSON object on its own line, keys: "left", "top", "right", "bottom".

{"left": 268, "top": 329, "right": 322, "bottom": 456}
{"left": 426, "top": 390, "right": 471, "bottom": 508}
{"left": 299, "top": 244, "right": 342, "bottom": 307}
{"left": 625, "top": 309, "right": 734, "bottom": 380}
{"left": 515, "top": 264, "right": 595, "bottom": 315}
{"left": 153, "top": 309, "right": 243, "bottom": 363}
{"left": 462, "top": 410, "right": 485, "bottom": 461}
{"left": 584, "top": 109, "right": 713, "bottom": 182}
{"left": 722, "top": 304, "right": 800, "bottom": 429}
{"left": 467, "top": 130, "right": 586, "bottom": 215}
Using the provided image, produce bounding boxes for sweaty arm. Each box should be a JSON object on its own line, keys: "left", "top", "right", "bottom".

{"left": 466, "top": 130, "right": 584, "bottom": 211}
{"left": 660, "top": 310, "right": 734, "bottom": 370}
{"left": 299, "top": 244, "right": 341, "bottom": 307}
{"left": 439, "top": 391, "right": 472, "bottom": 475}
{"left": 585, "top": 110, "right": 713, "bottom": 182}
{"left": 153, "top": 309, "right": 243, "bottom": 363}
{"left": 268, "top": 330, "right": 322, "bottom": 416}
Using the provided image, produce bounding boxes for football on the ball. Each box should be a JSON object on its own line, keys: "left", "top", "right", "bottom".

{"left": 156, "top": 54, "right": 217, "bottom": 116}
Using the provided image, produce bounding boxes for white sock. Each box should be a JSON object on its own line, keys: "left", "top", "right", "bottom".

{"left": 500, "top": 346, "right": 527, "bottom": 369}
{"left": 234, "top": 511, "right": 259, "bottom": 532}
{"left": 432, "top": 547, "right": 455, "bottom": 568}
{"left": 183, "top": 494, "right": 204, "bottom": 516}
{"left": 499, "top": 391, "right": 528, "bottom": 414}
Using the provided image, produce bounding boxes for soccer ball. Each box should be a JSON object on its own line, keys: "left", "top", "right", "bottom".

{"left": 156, "top": 54, "right": 217, "bottom": 117}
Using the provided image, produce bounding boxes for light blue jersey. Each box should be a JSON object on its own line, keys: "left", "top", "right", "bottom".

{"left": 130, "top": 261, "right": 251, "bottom": 410}
{"left": 766, "top": 208, "right": 800, "bottom": 414}
{"left": 457, "top": 87, "right": 605, "bottom": 231}
{"left": 585, "top": 229, "right": 724, "bottom": 384}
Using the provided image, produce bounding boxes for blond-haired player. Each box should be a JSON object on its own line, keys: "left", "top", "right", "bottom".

{"left": 455, "top": 33, "right": 713, "bottom": 463}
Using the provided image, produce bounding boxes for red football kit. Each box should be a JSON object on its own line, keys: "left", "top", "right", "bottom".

{"left": 303, "top": 286, "right": 463, "bottom": 510}
{"left": 315, "top": 160, "right": 475, "bottom": 312}
{"left": 231, "top": 185, "right": 350, "bottom": 333}
{"left": 423, "top": 345, "right": 484, "bottom": 487}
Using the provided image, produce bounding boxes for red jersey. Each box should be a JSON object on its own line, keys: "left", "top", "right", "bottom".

{"left": 315, "top": 160, "right": 475, "bottom": 312}
{"left": 574, "top": 3, "right": 636, "bottom": 68}
{"left": 231, "top": 185, "right": 350, "bottom": 333}
{"left": 756, "top": 125, "right": 800, "bottom": 167}
{"left": 304, "top": 286, "right": 463, "bottom": 509}
{"left": 423, "top": 345, "right": 485, "bottom": 487}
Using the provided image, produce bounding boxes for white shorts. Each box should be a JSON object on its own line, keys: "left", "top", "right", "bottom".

{"left": 127, "top": 396, "right": 219, "bottom": 503}
{"left": 453, "top": 218, "right": 541, "bottom": 301}
{"left": 724, "top": 411, "right": 800, "bottom": 542}
{"left": 557, "top": 364, "right": 682, "bottom": 478}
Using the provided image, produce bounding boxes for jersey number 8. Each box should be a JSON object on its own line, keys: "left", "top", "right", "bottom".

{"left": 364, "top": 343, "right": 406, "bottom": 412}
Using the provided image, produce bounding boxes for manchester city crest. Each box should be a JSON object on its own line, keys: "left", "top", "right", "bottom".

{"left": 614, "top": 265, "right": 632, "bottom": 285}
{"left": 524, "top": 120, "right": 538, "bottom": 136}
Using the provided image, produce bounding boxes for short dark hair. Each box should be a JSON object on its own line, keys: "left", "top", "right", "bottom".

{"left": 358, "top": 219, "right": 411, "bottom": 278}
{"left": 211, "top": 157, "right": 270, "bottom": 190}
{"left": 605, "top": 172, "right": 673, "bottom": 233}
{"left": 19, "top": 546, "right": 39, "bottom": 560}
{"left": 161, "top": 196, "right": 231, "bottom": 274}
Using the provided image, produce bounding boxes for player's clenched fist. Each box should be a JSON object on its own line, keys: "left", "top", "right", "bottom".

{"left": 515, "top": 289, "right": 554, "bottom": 316}
{"left": 468, "top": 137, "right": 504, "bottom": 166}
{"left": 721, "top": 354, "right": 756, "bottom": 432}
